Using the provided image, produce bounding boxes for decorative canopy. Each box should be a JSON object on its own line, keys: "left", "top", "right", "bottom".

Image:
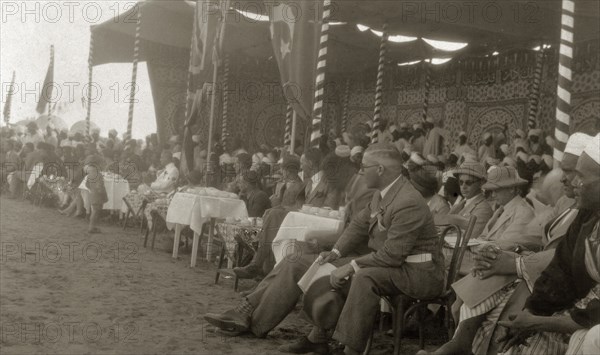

{"left": 90, "top": 0, "right": 599, "bottom": 70}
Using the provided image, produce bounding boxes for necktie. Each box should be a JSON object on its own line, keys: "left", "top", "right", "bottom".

{"left": 486, "top": 206, "right": 505, "bottom": 232}
{"left": 449, "top": 199, "right": 466, "bottom": 215}
{"left": 305, "top": 179, "right": 313, "bottom": 197}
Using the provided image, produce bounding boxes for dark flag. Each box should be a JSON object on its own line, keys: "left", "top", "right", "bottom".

{"left": 36, "top": 45, "right": 55, "bottom": 114}
{"left": 269, "top": 1, "right": 320, "bottom": 121}
{"left": 181, "top": 1, "right": 222, "bottom": 175}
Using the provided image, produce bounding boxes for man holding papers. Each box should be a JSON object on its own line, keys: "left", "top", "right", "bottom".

{"left": 204, "top": 143, "right": 445, "bottom": 355}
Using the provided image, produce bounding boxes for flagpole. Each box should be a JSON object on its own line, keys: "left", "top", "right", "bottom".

{"left": 126, "top": 6, "right": 142, "bottom": 141}
{"left": 86, "top": 32, "right": 94, "bottom": 137}
{"left": 207, "top": 0, "right": 230, "bottom": 168}
{"left": 371, "top": 23, "right": 388, "bottom": 144}
{"left": 309, "top": 0, "right": 332, "bottom": 148}
{"left": 3, "top": 71, "right": 15, "bottom": 126}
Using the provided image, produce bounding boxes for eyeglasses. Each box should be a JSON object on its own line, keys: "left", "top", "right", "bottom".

{"left": 359, "top": 163, "right": 379, "bottom": 172}
{"left": 459, "top": 179, "right": 477, "bottom": 186}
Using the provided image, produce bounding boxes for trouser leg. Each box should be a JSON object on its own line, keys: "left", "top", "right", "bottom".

{"left": 246, "top": 253, "right": 315, "bottom": 337}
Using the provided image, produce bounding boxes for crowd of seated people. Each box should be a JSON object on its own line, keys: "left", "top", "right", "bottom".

{"left": 0, "top": 118, "right": 597, "bottom": 355}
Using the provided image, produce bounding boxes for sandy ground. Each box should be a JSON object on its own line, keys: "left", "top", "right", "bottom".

{"left": 0, "top": 197, "right": 441, "bottom": 354}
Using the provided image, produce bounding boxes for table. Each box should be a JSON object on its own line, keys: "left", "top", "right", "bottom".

{"left": 215, "top": 223, "right": 261, "bottom": 268}
{"left": 166, "top": 192, "right": 248, "bottom": 267}
{"left": 272, "top": 211, "right": 344, "bottom": 265}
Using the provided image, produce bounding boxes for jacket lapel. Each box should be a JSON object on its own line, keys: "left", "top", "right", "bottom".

{"left": 306, "top": 179, "right": 326, "bottom": 203}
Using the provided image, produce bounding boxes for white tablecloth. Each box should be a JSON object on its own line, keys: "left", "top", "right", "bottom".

{"left": 272, "top": 211, "right": 344, "bottom": 265}
{"left": 79, "top": 172, "right": 130, "bottom": 211}
{"left": 165, "top": 192, "right": 248, "bottom": 234}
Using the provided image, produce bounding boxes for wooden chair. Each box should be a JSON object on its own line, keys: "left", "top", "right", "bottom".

{"left": 363, "top": 215, "right": 477, "bottom": 355}
{"left": 214, "top": 231, "right": 258, "bottom": 292}
{"left": 122, "top": 197, "right": 147, "bottom": 232}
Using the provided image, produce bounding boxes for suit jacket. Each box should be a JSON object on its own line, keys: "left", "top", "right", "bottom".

{"left": 334, "top": 176, "right": 443, "bottom": 269}
{"left": 479, "top": 195, "right": 537, "bottom": 250}
{"left": 451, "top": 194, "right": 494, "bottom": 237}
{"left": 300, "top": 175, "right": 342, "bottom": 209}
{"left": 343, "top": 174, "right": 376, "bottom": 223}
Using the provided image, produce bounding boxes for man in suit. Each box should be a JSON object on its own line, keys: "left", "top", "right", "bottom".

{"left": 204, "top": 143, "right": 445, "bottom": 355}
{"left": 448, "top": 160, "right": 494, "bottom": 237}
{"left": 233, "top": 148, "right": 340, "bottom": 278}
{"left": 424, "top": 134, "right": 594, "bottom": 355}
{"left": 476, "top": 166, "right": 536, "bottom": 250}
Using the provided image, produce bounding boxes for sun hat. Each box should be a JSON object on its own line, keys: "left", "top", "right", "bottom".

{"left": 453, "top": 160, "right": 487, "bottom": 180}
{"left": 482, "top": 166, "right": 528, "bottom": 190}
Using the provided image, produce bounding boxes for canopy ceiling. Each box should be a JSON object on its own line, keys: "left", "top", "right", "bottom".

{"left": 91, "top": 0, "right": 600, "bottom": 70}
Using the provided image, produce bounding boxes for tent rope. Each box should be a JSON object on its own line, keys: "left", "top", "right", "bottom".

{"left": 553, "top": 0, "right": 575, "bottom": 163}
{"left": 85, "top": 32, "right": 94, "bottom": 137}
{"left": 371, "top": 23, "right": 388, "bottom": 144}
{"left": 221, "top": 54, "right": 230, "bottom": 151}
{"left": 126, "top": 7, "right": 142, "bottom": 141}
{"left": 528, "top": 44, "right": 545, "bottom": 129}
{"left": 310, "top": 0, "right": 331, "bottom": 148}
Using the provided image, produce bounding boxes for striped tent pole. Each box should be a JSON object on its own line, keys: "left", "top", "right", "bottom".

{"left": 220, "top": 54, "right": 230, "bottom": 151}
{"left": 3, "top": 71, "right": 15, "bottom": 126}
{"left": 126, "top": 7, "right": 142, "bottom": 141}
{"left": 370, "top": 23, "right": 389, "bottom": 144}
{"left": 553, "top": 0, "right": 576, "bottom": 163}
{"left": 85, "top": 32, "right": 94, "bottom": 136}
{"left": 341, "top": 78, "right": 350, "bottom": 133}
{"left": 421, "top": 60, "right": 432, "bottom": 123}
{"left": 309, "top": 0, "right": 332, "bottom": 148}
{"left": 284, "top": 103, "right": 293, "bottom": 147}
{"left": 527, "top": 44, "right": 545, "bottom": 129}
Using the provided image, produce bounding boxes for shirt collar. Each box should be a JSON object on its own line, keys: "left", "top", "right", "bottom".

{"left": 465, "top": 193, "right": 482, "bottom": 206}
{"left": 311, "top": 171, "right": 323, "bottom": 186}
{"left": 380, "top": 175, "right": 401, "bottom": 199}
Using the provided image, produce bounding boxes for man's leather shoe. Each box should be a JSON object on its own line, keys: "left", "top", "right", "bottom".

{"left": 233, "top": 264, "right": 261, "bottom": 279}
{"left": 204, "top": 309, "right": 250, "bottom": 333}
{"left": 278, "top": 336, "right": 330, "bottom": 354}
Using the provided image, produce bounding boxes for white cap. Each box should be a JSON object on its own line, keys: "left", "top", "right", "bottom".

{"left": 172, "top": 152, "right": 182, "bottom": 160}
{"left": 192, "top": 135, "right": 201, "bottom": 143}
{"left": 582, "top": 133, "right": 600, "bottom": 165}
{"left": 426, "top": 154, "right": 439, "bottom": 164}
{"left": 500, "top": 144, "right": 510, "bottom": 155}
{"left": 564, "top": 132, "right": 593, "bottom": 156}
{"left": 413, "top": 123, "right": 423, "bottom": 130}
{"left": 459, "top": 131, "right": 467, "bottom": 137}
{"left": 389, "top": 124, "right": 398, "bottom": 132}
{"left": 399, "top": 122, "right": 408, "bottom": 129}
{"left": 335, "top": 145, "right": 351, "bottom": 158}
{"left": 516, "top": 151, "right": 529, "bottom": 162}
{"left": 528, "top": 129, "right": 542, "bottom": 137}
{"left": 516, "top": 129, "right": 526, "bottom": 139}
{"left": 350, "top": 146, "right": 364, "bottom": 156}
{"left": 426, "top": 117, "right": 434, "bottom": 124}
{"left": 483, "top": 132, "right": 491, "bottom": 140}
{"left": 545, "top": 136, "right": 555, "bottom": 148}
{"left": 410, "top": 152, "right": 427, "bottom": 166}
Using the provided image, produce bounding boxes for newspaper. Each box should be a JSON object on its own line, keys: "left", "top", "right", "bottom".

{"left": 297, "top": 259, "right": 337, "bottom": 293}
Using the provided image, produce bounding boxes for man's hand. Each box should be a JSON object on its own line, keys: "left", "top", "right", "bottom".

{"left": 497, "top": 310, "right": 541, "bottom": 352}
{"left": 472, "top": 250, "right": 517, "bottom": 279}
{"left": 318, "top": 250, "right": 339, "bottom": 265}
{"left": 330, "top": 263, "right": 354, "bottom": 289}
